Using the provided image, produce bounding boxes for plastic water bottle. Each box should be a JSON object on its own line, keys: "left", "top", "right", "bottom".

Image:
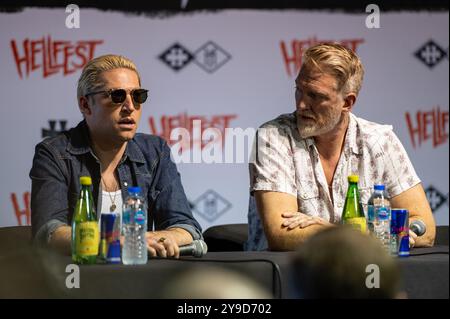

{"left": 367, "top": 184, "right": 391, "bottom": 253}
{"left": 122, "top": 186, "right": 147, "bottom": 265}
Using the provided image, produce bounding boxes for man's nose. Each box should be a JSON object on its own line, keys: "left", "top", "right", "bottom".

{"left": 296, "top": 96, "right": 308, "bottom": 111}
{"left": 122, "top": 93, "right": 136, "bottom": 112}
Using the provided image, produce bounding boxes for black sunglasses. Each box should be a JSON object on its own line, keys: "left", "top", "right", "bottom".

{"left": 85, "top": 88, "right": 149, "bottom": 105}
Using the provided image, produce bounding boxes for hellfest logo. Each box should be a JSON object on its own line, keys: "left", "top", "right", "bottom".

{"left": 149, "top": 113, "right": 238, "bottom": 154}
{"left": 10, "top": 35, "right": 103, "bottom": 79}
{"left": 280, "top": 36, "right": 365, "bottom": 77}
{"left": 405, "top": 107, "right": 449, "bottom": 149}
{"left": 148, "top": 112, "right": 260, "bottom": 164}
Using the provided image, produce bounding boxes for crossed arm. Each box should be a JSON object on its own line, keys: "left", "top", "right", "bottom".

{"left": 254, "top": 191, "right": 332, "bottom": 251}
{"left": 255, "top": 183, "right": 436, "bottom": 251}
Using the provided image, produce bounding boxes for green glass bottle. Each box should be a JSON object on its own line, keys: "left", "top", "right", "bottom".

{"left": 341, "top": 175, "right": 367, "bottom": 234}
{"left": 72, "top": 176, "right": 99, "bottom": 264}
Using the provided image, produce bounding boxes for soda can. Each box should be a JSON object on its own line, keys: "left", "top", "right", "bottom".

{"left": 391, "top": 209, "right": 409, "bottom": 257}
{"left": 100, "top": 212, "right": 121, "bottom": 263}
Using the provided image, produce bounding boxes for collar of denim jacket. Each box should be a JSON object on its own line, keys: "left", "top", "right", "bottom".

{"left": 66, "top": 120, "right": 146, "bottom": 164}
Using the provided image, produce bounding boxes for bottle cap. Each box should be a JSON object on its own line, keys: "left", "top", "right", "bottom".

{"left": 374, "top": 184, "right": 385, "bottom": 191}
{"left": 348, "top": 175, "right": 359, "bottom": 183}
{"left": 80, "top": 176, "right": 92, "bottom": 186}
{"left": 128, "top": 186, "right": 142, "bottom": 194}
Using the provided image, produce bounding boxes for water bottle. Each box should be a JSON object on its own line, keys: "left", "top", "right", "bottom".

{"left": 367, "top": 184, "right": 391, "bottom": 253}
{"left": 122, "top": 186, "right": 147, "bottom": 265}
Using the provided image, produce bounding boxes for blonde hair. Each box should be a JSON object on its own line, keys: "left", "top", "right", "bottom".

{"left": 303, "top": 43, "right": 364, "bottom": 96}
{"left": 77, "top": 54, "right": 141, "bottom": 102}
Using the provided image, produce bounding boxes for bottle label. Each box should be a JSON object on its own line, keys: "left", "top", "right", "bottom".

{"left": 135, "top": 210, "right": 146, "bottom": 225}
{"left": 376, "top": 207, "right": 390, "bottom": 221}
{"left": 76, "top": 222, "right": 99, "bottom": 256}
{"left": 345, "top": 217, "right": 367, "bottom": 234}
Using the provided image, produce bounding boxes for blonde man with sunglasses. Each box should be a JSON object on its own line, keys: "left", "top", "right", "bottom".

{"left": 30, "top": 55, "right": 202, "bottom": 258}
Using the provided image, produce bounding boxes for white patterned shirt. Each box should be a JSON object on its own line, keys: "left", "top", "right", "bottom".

{"left": 246, "top": 112, "right": 420, "bottom": 250}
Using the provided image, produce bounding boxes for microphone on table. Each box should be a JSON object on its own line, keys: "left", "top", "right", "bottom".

{"left": 179, "top": 240, "right": 208, "bottom": 257}
{"left": 410, "top": 220, "right": 426, "bottom": 236}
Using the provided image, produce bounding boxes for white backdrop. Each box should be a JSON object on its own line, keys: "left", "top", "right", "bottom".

{"left": 0, "top": 9, "right": 448, "bottom": 231}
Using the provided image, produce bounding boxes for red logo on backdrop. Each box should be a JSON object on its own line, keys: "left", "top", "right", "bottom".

{"left": 11, "top": 192, "right": 31, "bottom": 226}
{"left": 149, "top": 113, "right": 237, "bottom": 153}
{"left": 405, "top": 107, "right": 449, "bottom": 148}
{"left": 10, "top": 35, "right": 103, "bottom": 79}
{"left": 280, "top": 36, "right": 365, "bottom": 77}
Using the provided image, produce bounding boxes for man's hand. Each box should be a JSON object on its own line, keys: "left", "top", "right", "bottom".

{"left": 145, "top": 231, "right": 180, "bottom": 258}
{"left": 143, "top": 228, "right": 193, "bottom": 258}
{"left": 282, "top": 212, "right": 333, "bottom": 229}
{"left": 390, "top": 184, "right": 435, "bottom": 247}
{"left": 409, "top": 229, "right": 418, "bottom": 248}
{"left": 48, "top": 225, "right": 72, "bottom": 255}
{"left": 120, "top": 228, "right": 192, "bottom": 258}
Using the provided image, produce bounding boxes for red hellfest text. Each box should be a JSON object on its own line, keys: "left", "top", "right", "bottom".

{"left": 11, "top": 35, "right": 103, "bottom": 78}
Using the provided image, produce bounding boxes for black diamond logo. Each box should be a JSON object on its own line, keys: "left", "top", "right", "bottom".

{"left": 425, "top": 185, "right": 448, "bottom": 212}
{"left": 192, "top": 189, "right": 232, "bottom": 222}
{"left": 194, "top": 41, "right": 232, "bottom": 73}
{"left": 158, "top": 43, "right": 194, "bottom": 72}
{"left": 414, "top": 40, "right": 448, "bottom": 68}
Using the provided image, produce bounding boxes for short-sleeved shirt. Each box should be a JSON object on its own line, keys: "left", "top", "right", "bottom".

{"left": 246, "top": 112, "right": 420, "bottom": 251}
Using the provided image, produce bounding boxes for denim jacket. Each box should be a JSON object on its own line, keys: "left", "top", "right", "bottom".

{"left": 30, "top": 120, "right": 202, "bottom": 244}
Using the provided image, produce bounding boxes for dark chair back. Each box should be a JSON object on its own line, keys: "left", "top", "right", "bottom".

{"left": 435, "top": 225, "right": 449, "bottom": 246}
{"left": 203, "top": 224, "right": 248, "bottom": 252}
{"left": 0, "top": 226, "right": 32, "bottom": 253}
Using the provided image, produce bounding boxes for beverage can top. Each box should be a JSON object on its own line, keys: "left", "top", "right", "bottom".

{"left": 128, "top": 186, "right": 142, "bottom": 194}
{"left": 348, "top": 175, "right": 359, "bottom": 183}
{"left": 374, "top": 184, "right": 385, "bottom": 191}
{"left": 391, "top": 208, "right": 408, "bottom": 214}
{"left": 80, "top": 176, "right": 92, "bottom": 186}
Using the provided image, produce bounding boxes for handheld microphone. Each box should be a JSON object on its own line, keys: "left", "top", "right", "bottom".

{"left": 410, "top": 220, "right": 426, "bottom": 236}
{"left": 179, "top": 240, "right": 208, "bottom": 257}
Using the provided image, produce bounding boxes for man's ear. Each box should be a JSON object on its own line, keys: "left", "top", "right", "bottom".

{"left": 79, "top": 96, "right": 92, "bottom": 116}
{"left": 343, "top": 93, "right": 357, "bottom": 113}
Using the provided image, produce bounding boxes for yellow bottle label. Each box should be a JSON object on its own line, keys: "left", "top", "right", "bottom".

{"left": 344, "top": 217, "right": 367, "bottom": 234}
{"left": 76, "top": 222, "right": 99, "bottom": 256}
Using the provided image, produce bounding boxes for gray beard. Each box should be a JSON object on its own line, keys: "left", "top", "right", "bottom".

{"left": 297, "top": 112, "right": 343, "bottom": 139}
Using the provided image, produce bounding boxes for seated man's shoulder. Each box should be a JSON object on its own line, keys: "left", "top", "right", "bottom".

{"left": 259, "top": 112, "right": 297, "bottom": 136}
{"left": 37, "top": 128, "right": 72, "bottom": 154}
{"left": 354, "top": 115, "right": 395, "bottom": 144}
{"left": 133, "top": 133, "right": 168, "bottom": 154}
{"left": 37, "top": 121, "right": 89, "bottom": 155}
{"left": 260, "top": 112, "right": 296, "bottom": 128}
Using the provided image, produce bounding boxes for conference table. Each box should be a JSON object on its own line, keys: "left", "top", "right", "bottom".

{"left": 38, "top": 245, "right": 448, "bottom": 299}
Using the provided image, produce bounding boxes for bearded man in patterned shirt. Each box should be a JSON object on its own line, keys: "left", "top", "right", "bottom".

{"left": 248, "top": 43, "right": 435, "bottom": 251}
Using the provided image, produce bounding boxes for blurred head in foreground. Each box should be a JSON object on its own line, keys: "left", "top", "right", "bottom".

{"left": 291, "top": 226, "right": 404, "bottom": 299}
{"left": 162, "top": 265, "right": 272, "bottom": 299}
